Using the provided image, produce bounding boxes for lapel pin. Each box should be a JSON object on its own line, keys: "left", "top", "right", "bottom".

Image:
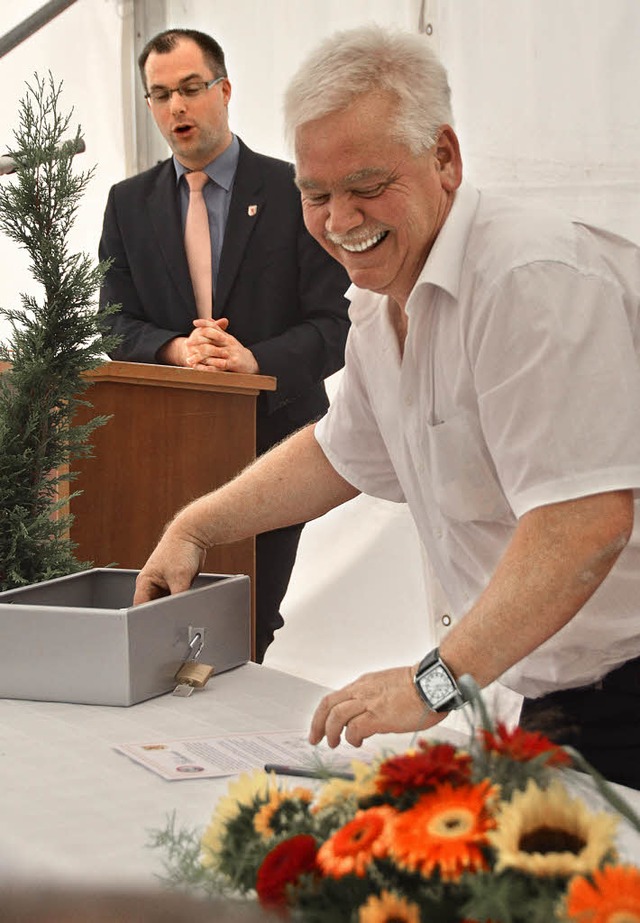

{"left": 248, "top": 204, "right": 258, "bottom": 217}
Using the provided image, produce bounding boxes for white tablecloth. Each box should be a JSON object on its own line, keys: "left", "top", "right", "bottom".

{"left": 0, "top": 664, "right": 335, "bottom": 887}
{"left": 0, "top": 663, "right": 638, "bottom": 890}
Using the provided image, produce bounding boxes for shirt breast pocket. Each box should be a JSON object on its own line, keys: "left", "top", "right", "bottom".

{"left": 423, "top": 409, "right": 512, "bottom": 523}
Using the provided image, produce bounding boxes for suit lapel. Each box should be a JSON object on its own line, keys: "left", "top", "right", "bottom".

{"left": 216, "top": 141, "right": 265, "bottom": 314}
{"left": 147, "top": 161, "right": 196, "bottom": 316}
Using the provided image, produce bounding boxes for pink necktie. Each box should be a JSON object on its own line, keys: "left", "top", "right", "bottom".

{"left": 184, "top": 171, "right": 212, "bottom": 319}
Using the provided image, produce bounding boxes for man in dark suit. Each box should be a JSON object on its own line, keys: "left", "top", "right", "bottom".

{"left": 98, "top": 28, "right": 350, "bottom": 662}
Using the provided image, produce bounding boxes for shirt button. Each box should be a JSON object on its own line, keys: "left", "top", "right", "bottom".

{"left": 441, "top": 613, "right": 452, "bottom": 627}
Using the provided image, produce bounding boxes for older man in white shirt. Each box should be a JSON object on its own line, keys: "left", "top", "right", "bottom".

{"left": 134, "top": 25, "right": 640, "bottom": 789}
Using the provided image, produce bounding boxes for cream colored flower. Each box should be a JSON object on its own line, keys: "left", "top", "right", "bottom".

{"left": 312, "top": 761, "right": 378, "bottom": 813}
{"left": 200, "top": 769, "right": 278, "bottom": 866}
{"left": 489, "top": 779, "right": 618, "bottom": 877}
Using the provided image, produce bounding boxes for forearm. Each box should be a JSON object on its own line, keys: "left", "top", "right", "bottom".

{"left": 166, "top": 423, "right": 359, "bottom": 550}
{"left": 439, "top": 489, "right": 634, "bottom": 688}
{"left": 310, "top": 489, "right": 634, "bottom": 748}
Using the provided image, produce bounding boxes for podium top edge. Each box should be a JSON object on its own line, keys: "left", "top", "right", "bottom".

{"left": 80, "top": 360, "right": 277, "bottom": 393}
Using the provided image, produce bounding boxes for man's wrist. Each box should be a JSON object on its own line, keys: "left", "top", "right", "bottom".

{"left": 157, "top": 337, "right": 188, "bottom": 367}
{"left": 168, "top": 504, "right": 210, "bottom": 551}
{"left": 413, "top": 647, "right": 467, "bottom": 713}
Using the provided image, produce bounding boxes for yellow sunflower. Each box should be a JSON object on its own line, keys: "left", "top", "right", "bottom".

{"left": 317, "top": 805, "right": 394, "bottom": 878}
{"left": 200, "top": 769, "right": 277, "bottom": 865}
{"left": 563, "top": 864, "right": 640, "bottom": 923}
{"left": 358, "top": 889, "right": 421, "bottom": 923}
{"left": 489, "top": 779, "right": 618, "bottom": 876}
{"left": 253, "top": 786, "right": 313, "bottom": 839}
{"left": 389, "top": 780, "right": 497, "bottom": 880}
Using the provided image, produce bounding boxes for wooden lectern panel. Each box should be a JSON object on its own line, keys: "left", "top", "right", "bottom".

{"left": 70, "top": 361, "right": 276, "bottom": 659}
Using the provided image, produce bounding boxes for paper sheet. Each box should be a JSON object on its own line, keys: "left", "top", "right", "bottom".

{"left": 115, "top": 730, "right": 379, "bottom": 781}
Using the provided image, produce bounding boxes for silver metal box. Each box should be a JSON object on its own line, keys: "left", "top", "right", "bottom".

{"left": 0, "top": 568, "right": 250, "bottom": 706}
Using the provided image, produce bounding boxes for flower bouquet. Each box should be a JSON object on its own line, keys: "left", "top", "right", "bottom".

{"left": 151, "top": 685, "right": 640, "bottom": 922}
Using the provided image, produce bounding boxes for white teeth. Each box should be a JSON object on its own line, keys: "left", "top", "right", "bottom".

{"left": 340, "top": 231, "right": 387, "bottom": 253}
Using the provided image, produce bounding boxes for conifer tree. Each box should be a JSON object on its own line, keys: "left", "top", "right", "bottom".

{"left": 0, "top": 73, "right": 119, "bottom": 591}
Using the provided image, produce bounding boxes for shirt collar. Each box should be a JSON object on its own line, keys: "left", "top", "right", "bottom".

{"left": 413, "top": 180, "right": 479, "bottom": 301}
{"left": 173, "top": 133, "right": 240, "bottom": 191}
{"left": 345, "top": 181, "right": 480, "bottom": 309}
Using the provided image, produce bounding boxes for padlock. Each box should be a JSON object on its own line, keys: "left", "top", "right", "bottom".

{"left": 174, "top": 660, "right": 214, "bottom": 688}
{"left": 172, "top": 630, "right": 214, "bottom": 696}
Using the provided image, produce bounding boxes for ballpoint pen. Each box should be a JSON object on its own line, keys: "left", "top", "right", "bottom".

{"left": 263, "top": 763, "right": 355, "bottom": 781}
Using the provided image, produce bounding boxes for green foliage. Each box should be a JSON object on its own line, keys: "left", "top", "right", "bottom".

{"left": 461, "top": 869, "right": 568, "bottom": 923}
{"left": 148, "top": 815, "right": 235, "bottom": 900}
{"left": 216, "top": 801, "right": 280, "bottom": 892}
{"left": 0, "top": 72, "right": 119, "bottom": 591}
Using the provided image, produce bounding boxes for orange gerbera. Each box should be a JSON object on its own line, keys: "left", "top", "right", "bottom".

{"left": 253, "top": 786, "right": 313, "bottom": 839}
{"left": 358, "top": 890, "right": 421, "bottom": 923}
{"left": 317, "top": 805, "right": 394, "bottom": 878}
{"left": 479, "top": 722, "right": 571, "bottom": 767}
{"left": 389, "top": 781, "right": 497, "bottom": 880}
{"left": 564, "top": 864, "right": 640, "bottom": 922}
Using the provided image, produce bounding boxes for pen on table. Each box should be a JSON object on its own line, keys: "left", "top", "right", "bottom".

{"left": 264, "top": 763, "right": 355, "bottom": 781}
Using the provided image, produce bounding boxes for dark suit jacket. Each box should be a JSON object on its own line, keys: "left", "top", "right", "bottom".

{"left": 98, "top": 139, "right": 350, "bottom": 454}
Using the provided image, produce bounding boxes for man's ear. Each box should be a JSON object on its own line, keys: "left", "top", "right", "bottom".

{"left": 434, "top": 125, "right": 463, "bottom": 191}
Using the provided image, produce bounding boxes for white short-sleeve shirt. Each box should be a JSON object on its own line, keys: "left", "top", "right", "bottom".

{"left": 316, "top": 182, "right": 640, "bottom": 697}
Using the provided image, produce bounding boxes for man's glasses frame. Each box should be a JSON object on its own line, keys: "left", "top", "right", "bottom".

{"left": 145, "top": 76, "right": 225, "bottom": 106}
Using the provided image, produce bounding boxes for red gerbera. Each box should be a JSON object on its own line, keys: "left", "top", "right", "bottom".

{"left": 479, "top": 722, "right": 571, "bottom": 767}
{"left": 376, "top": 741, "right": 472, "bottom": 796}
{"left": 255, "top": 834, "right": 318, "bottom": 909}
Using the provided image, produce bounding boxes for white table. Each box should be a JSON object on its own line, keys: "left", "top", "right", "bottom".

{"left": 0, "top": 664, "right": 337, "bottom": 887}
{"left": 0, "top": 663, "right": 638, "bottom": 890}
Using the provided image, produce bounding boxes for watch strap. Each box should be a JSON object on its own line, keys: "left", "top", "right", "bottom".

{"left": 413, "top": 647, "right": 466, "bottom": 712}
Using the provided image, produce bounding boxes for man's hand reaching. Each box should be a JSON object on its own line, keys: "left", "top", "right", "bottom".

{"left": 133, "top": 520, "right": 207, "bottom": 605}
{"left": 308, "top": 665, "right": 444, "bottom": 748}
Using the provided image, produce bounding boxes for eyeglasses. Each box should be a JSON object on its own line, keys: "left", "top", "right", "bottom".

{"left": 145, "top": 76, "right": 224, "bottom": 105}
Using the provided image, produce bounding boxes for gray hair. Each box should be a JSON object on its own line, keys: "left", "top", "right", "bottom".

{"left": 283, "top": 25, "right": 453, "bottom": 156}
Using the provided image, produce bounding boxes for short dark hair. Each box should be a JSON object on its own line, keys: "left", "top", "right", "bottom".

{"left": 138, "top": 28, "right": 227, "bottom": 89}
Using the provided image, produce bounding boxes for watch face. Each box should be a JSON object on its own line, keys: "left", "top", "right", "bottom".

{"left": 419, "top": 664, "right": 455, "bottom": 708}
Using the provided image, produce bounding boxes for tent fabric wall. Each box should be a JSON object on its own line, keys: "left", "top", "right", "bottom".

{"left": 1, "top": 1, "right": 638, "bottom": 732}
{"left": 0, "top": 0, "right": 129, "bottom": 334}
{"left": 434, "top": 0, "right": 640, "bottom": 244}
{"left": 165, "top": 0, "right": 423, "bottom": 161}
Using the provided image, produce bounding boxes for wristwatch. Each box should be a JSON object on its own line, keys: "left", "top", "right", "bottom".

{"left": 413, "top": 648, "right": 467, "bottom": 713}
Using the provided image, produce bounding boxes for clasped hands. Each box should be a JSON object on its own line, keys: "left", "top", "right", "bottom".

{"left": 183, "top": 317, "right": 259, "bottom": 374}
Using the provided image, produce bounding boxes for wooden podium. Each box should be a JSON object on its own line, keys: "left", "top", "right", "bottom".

{"left": 69, "top": 361, "right": 276, "bottom": 658}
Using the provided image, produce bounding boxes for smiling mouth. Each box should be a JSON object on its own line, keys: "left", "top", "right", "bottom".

{"left": 339, "top": 230, "right": 389, "bottom": 253}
